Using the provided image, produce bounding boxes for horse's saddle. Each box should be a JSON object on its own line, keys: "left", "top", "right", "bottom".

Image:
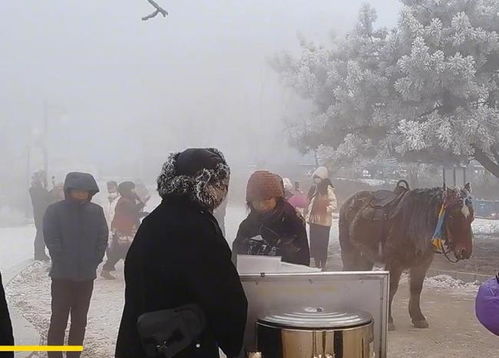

{"left": 360, "top": 189, "right": 408, "bottom": 222}
{"left": 371, "top": 190, "right": 401, "bottom": 208}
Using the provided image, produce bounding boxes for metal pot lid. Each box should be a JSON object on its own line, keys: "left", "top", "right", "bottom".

{"left": 258, "top": 307, "right": 372, "bottom": 329}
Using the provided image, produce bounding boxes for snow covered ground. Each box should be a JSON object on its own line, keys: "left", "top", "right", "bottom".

{"left": 388, "top": 279, "right": 499, "bottom": 358}
{"left": 472, "top": 218, "right": 499, "bottom": 236}
{"left": 0, "top": 206, "right": 30, "bottom": 228}
{"left": 6, "top": 261, "right": 123, "bottom": 358}
{"left": 0, "top": 225, "right": 36, "bottom": 275}
{"left": 6, "top": 258, "right": 496, "bottom": 358}
{"left": 400, "top": 274, "right": 480, "bottom": 294}
{"left": 0, "top": 224, "right": 43, "bottom": 357}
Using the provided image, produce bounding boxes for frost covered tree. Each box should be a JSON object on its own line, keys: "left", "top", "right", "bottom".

{"left": 274, "top": 0, "right": 499, "bottom": 178}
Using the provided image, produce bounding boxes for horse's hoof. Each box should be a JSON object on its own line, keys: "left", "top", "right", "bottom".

{"left": 388, "top": 322, "right": 396, "bottom": 331}
{"left": 412, "top": 320, "right": 429, "bottom": 329}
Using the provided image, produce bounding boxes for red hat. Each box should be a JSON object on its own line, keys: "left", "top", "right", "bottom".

{"left": 246, "top": 171, "right": 284, "bottom": 202}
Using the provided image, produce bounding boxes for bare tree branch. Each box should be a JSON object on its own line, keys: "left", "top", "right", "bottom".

{"left": 472, "top": 145, "right": 499, "bottom": 179}
{"left": 142, "top": 0, "right": 168, "bottom": 21}
{"left": 493, "top": 148, "right": 499, "bottom": 165}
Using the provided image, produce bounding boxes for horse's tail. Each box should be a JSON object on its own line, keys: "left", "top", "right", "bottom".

{"left": 338, "top": 203, "right": 350, "bottom": 251}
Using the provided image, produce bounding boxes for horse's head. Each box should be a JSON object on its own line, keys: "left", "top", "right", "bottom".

{"left": 444, "top": 183, "right": 474, "bottom": 260}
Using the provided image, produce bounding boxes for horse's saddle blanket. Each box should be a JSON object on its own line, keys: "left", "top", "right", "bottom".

{"left": 360, "top": 190, "right": 406, "bottom": 221}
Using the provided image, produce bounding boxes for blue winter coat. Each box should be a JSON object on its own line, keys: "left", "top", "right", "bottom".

{"left": 43, "top": 172, "right": 108, "bottom": 281}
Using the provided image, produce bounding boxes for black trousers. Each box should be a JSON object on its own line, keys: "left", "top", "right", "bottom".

{"left": 34, "top": 224, "right": 48, "bottom": 260}
{"left": 47, "top": 279, "right": 94, "bottom": 358}
{"left": 0, "top": 271, "right": 14, "bottom": 358}
{"left": 102, "top": 239, "right": 131, "bottom": 272}
{"left": 309, "top": 223, "right": 331, "bottom": 268}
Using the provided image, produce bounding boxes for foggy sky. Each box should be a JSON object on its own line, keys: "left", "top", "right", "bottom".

{"left": 0, "top": 0, "right": 400, "bottom": 181}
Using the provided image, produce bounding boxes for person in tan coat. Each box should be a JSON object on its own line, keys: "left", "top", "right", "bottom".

{"left": 305, "top": 167, "right": 337, "bottom": 270}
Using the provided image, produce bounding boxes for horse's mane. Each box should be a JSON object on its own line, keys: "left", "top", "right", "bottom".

{"left": 395, "top": 187, "right": 443, "bottom": 253}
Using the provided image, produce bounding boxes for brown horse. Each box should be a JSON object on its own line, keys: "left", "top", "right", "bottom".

{"left": 339, "top": 182, "right": 474, "bottom": 330}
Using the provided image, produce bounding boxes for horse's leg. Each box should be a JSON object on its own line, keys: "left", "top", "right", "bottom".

{"left": 408, "top": 254, "right": 433, "bottom": 329}
{"left": 341, "top": 250, "right": 359, "bottom": 270}
{"left": 386, "top": 263, "right": 403, "bottom": 331}
{"left": 357, "top": 252, "right": 374, "bottom": 271}
{"left": 339, "top": 214, "right": 359, "bottom": 271}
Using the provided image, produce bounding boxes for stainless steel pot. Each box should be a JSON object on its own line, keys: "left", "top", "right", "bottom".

{"left": 256, "top": 307, "right": 374, "bottom": 358}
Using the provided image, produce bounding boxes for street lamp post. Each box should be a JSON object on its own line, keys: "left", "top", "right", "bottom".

{"left": 42, "top": 101, "right": 49, "bottom": 185}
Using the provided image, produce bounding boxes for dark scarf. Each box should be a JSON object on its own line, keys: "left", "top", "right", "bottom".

{"left": 242, "top": 200, "right": 302, "bottom": 256}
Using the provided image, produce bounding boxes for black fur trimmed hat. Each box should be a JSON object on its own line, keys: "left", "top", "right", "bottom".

{"left": 157, "top": 148, "right": 230, "bottom": 211}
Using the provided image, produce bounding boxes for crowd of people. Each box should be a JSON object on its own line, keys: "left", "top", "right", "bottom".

{"left": 28, "top": 171, "right": 65, "bottom": 261}
{"left": 0, "top": 148, "right": 339, "bottom": 358}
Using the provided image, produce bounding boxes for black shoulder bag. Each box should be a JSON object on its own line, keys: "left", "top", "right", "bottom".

{"left": 137, "top": 304, "right": 206, "bottom": 358}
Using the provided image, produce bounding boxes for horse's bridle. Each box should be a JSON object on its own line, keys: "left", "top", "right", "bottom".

{"left": 433, "top": 216, "right": 462, "bottom": 263}
{"left": 440, "top": 239, "right": 459, "bottom": 264}
{"left": 432, "top": 190, "right": 472, "bottom": 263}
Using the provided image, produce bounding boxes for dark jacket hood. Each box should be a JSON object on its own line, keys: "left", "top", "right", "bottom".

{"left": 64, "top": 172, "right": 100, "bottom": 198}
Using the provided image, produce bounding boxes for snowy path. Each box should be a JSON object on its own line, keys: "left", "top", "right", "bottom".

{"left": 389, "top": 280, "right": 499, "bottom": 357}
{"left": 0, "top": 225, "right": 36, "bottom": 278}
{"left": 6, "top": 262, "right": 124, "bottom": 357}
{"left": 7, "top": 261, "right": 499, "bottom": 358}
{"left": 0, "top": 225, "right": 41, "bottom": 356}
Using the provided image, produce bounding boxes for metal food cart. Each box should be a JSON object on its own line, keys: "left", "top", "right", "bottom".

{"left": 240, "top": 271, "right": 389, "bottom": 358}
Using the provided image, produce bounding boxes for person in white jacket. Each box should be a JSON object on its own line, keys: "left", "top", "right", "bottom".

{"left": 305, "top": 167, "right": 337, "bottom": 270}
{"left": 104, "top": 181, "right": 119, "bottom": 231}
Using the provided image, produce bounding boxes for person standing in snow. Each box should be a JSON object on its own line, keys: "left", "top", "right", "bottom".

{"left": 29, "top": 171, "right": 51, "bottom": 261}
{"left": 134, "top": 180, "right": 151, "bottom": 208}
{"left": 305, "top": 167, "right": 337, "bottom": 271}
{"left": 49, "top": 182, "right": 65, "bottom": 204}
{"left": 101, "top": 181, "right": 144, "bottom": 280}
{"left": 43, "top": 172, "right": 108, "bottom": 358}
{"left": 284, "top": 179, "right": 309, "bottom": 215}
{"left": 116, "top": 148, "right": 247, "bottom": 358}
{"left": 104, "top": 181, "right": 120, "bottom": 230}
{"left": 0, "top": 271, "right": 14, "bottom": 358}
{"left": 232, "top": 171, "right": 310, "bottom": 266}
{"left": 102, "top": 181, "right": 120, "bottom": 280}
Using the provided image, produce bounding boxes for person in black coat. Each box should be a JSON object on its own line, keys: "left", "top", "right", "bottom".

{"left": 232, "top": 171, "right": 310, "bottom": 266}
{"left": 43, "top": 172, "right": 108, "bottom": 358}
{"left": 29, "top": 171, "right": 51, "bottom": 261}
{"left": 0, "top": 271, "right": 14, "bottom": 358}
{"left": 115, "top": 148, "right": 248, "bottom": 358}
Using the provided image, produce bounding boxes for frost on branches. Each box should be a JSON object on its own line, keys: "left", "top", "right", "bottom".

{"left": 273, "top": 0, "right": 499, "bottom": 177}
